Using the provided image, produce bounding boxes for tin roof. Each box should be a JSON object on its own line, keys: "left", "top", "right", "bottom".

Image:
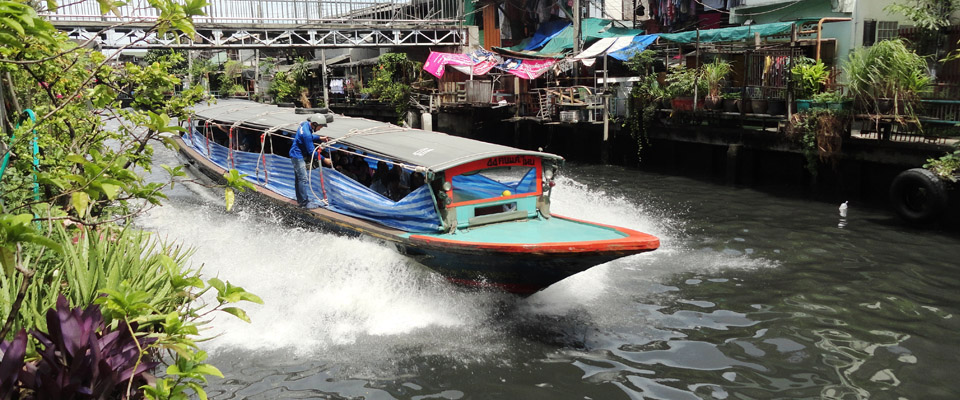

{"left": 190, "top": 99, "right": 563, "bottom": 172}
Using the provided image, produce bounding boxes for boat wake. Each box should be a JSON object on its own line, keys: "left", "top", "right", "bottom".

{"left": 136, "top": 166, "right": 776, "bottom": 377}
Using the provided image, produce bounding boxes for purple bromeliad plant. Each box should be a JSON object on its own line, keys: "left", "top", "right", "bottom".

{"left": 0, "top": 295, "right": 156, "bottom": 400}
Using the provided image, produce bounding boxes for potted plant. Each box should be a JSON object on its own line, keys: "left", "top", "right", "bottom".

{"left": 702, "top": 59, "right": 732, "bottom": 110}
{"left": 811, "top": 90, "right": 851, "bottom": 110}
{"left": 228, "top": 84, "right": 247, "bottom": 98}
{"left": 721, "top": 92, "right": 740, "bottom": 112}
{"left": 750, "top": 94, "right": 768, "bottom": 115}
{"left": 845, "top": 39, "right": 931, "bottom": 116}
{"left": 767, "top": 96, "right": 787, "bottom": 116}
{"left": 665, "top": 66, "right": 705, "bottom": 111}
{"left": 791, "top": 58, "right": 830, "bottom": 111}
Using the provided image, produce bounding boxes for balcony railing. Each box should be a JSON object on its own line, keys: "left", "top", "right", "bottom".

{"left": 45, "top": 0, "right": 464, "bottom": 26}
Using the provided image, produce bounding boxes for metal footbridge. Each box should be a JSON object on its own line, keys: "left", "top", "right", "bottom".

{"left": 44, "top": 0, "right": 465, "bottom": 49}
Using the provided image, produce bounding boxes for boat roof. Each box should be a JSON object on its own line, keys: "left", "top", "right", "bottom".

{"left": 190, "top": 99, "right": 563, "bottom": 172}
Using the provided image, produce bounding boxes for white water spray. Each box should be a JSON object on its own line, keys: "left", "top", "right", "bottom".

{"left": 137, "top": 161, "right": 775, "bottom": 370}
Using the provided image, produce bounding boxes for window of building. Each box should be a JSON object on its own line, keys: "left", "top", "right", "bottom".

{"left": 877, "top": 21, "right": 899, "bottom": 42}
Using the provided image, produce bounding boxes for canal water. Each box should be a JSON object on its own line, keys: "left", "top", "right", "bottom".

{"left": 138, "top": 149, "right": 960, "bottom": 399}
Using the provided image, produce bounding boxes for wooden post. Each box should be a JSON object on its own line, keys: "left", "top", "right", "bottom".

{"left": 602, "top": 54, "right": 610, "bottom": 164}
{"left": 693, "top": 29, "right": 700, "bottom": 110}
{"left": 321, "top": 49, "right": 329, "bottom": 107}
{"left": 514, "top": 76, "right": 520, "bottom": 118}
{"left": 253, "top": 49, "right": 259, "bottom": 97}
{"left": 787, "top": 24, "right": 796, "bottom": 121}
{"left": 573, "top": 0, "right": 581, "bottom": 82}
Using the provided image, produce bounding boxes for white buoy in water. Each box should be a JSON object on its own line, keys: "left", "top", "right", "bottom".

{"left": 839, "top": 201, "right": 848, "bottom": 218}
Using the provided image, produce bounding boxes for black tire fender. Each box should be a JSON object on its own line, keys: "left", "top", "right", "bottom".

{"left": 889, "top": 168, "right": 949, "bottom": 224}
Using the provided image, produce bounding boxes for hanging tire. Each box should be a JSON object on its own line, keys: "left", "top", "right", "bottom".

{"left": 889, "top": 168, "right": 949, "bottom": 224}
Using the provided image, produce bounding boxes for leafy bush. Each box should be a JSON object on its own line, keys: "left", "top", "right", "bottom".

{"left": 19, "top": 295, "right": 157, "bottom": 399}
{"left": 845, "top": 39, "right": 931, "bottom": 116}
{"left": 269, "top": 71, "right": 299, "bottom": 103}
{"left": 362, "top": 53, "right": 423, "bottom": 123}
{"left": 811, "top": 90, "right": 848, "bottom": 104}
{"left": 787, "top": 109, "right": 851, "bottom": 176}
{"left": 0, "top": 0, "right": 259, "bottom": 398}
{"left": 624, "top": 51, "right": 665, "bottom": 161}
{"left": 702, "top": 59, "right": 732, "bottom": 98}
{"left": 924, "top": 146, "right": 960, "bottom": 182}
{"left": 791, "top": 58, "right": 830, "bottom": 99}
{"left": 665, "top": 66, "right": 706, "bottom": 98}
{"left": 722, "top": 92, "right": 741, "bottom": 100}
{"left": 218, "top": 60, "right": 244, "bottom": 96}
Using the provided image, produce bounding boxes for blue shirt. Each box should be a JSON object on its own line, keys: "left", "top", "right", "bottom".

{"left": 289, "top": 121, "right": 321, "bottom": 161}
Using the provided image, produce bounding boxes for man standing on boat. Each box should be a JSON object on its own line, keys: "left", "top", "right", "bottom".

{"left": 290, "top": 114, "right": 332, "bottom": 208}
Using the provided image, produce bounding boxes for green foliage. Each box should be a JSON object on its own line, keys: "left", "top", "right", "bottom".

{"left": 665, "top": 66, "right": 706, "bottom": 98}
{"left": 791, "top": 58, "right": 830, "bottom": 99}
{"left": 148, "top": 0, "right": 208, "bottom": 37}
{"left": 0, "top": 0, "right": 56, "bottom": 53}
{"left": 0, "top": 0, "right": 254, "bottom": 398}
{"left": 625, "top": 51, "right": 664, "bottom": 161}
{"left": 222, "top": 169, "right": 256, "bottom": 212}
{"left": 811, "top": 90, "right": 848, "bottom": 104}
{"left": 362, "top": 53, "right": 423, "bottom": 123}
{"left": 886, "top": 0, "right": 960, "bottom": 62}
{"left": 268, "top": 71, "right": 299, "bottom": 103}
{"left": 788, "top": 109, "right": 850, "bottom": 176}
{"left": 845, "top": 39, "right": 932, "bottom": 117}
{"left": 217, "top": 59, "right": 244, "bottom": 96}
{"left": 625, "top": 50, "right": 658, "bottom": 76}
{"left": 701, "top": 59, "right": 732, "bottom": 98}
{"left": 288, "top": 56, "right": 312, "bottom": 84}
{"left": 721, "top": 92, "right": 741, "bottom": 100}
{"left": 924, "top": 145, "right": 960, "bottom": 181}
{"left": 884, "top": 0, "right": 957, "bottom": 31}
{"left": 143, "top": 49, "right": 188, "bottom": 76}
{"left": 0, "top": 213, "right": 60, "bottom": 277}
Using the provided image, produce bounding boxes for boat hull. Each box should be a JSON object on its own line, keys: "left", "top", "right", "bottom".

{"left": 402, "top": 244, "right": 641, "bottom": 295}
{"left": 174, "top": 135, "right": 658, "bottom": 295}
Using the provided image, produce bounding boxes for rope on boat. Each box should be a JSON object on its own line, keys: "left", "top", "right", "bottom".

{"left": 187, "top": 115, "right": 193, "bottom": 142}
{"left": 227, "top": 126, "right": 236, "bottom": 169}
{"left": 253, "top": 124, "right": 289, "bottom": 185}
{"left": 199, "top": 113, "right": 437, "bottom": 207}
{"left": 307, "top": 142, "right": 328, "bottom": 206}
{"left": 258, "top": 133, "right": 269, "bottom": 184}
{"left": 203, "top": 120, "right": 212, "bottom": 156}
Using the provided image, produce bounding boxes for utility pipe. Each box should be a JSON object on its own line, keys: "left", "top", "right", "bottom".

{"left": 802, "top": 17, "right": 852, "bottom": 62}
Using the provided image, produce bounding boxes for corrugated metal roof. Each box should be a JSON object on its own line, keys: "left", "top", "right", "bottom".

{"left": 190, "top": 99, "right": 563, "bottom": 172}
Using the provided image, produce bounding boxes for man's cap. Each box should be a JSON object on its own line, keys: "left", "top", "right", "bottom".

{"left": 308, "top": 113, "right": 328, "bottom": 126}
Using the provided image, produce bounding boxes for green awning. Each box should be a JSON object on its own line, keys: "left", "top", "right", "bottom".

{"left": 658, "top": 21, "right": 807, "bottom": 44}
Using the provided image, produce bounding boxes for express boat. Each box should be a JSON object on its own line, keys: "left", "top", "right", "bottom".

{"left": 177, "top": 99, "right": 659, "bottom": 295}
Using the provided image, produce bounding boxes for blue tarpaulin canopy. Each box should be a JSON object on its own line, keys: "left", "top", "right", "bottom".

{"left": 523, "top": 20, "right": 571, "bottom": 51}
{"left": 608, "top": 34, "right": 660, "bottom": 61}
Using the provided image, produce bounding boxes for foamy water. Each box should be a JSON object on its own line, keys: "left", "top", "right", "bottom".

{"left": 136, "top": 166, "right": 775, "bottom": 370}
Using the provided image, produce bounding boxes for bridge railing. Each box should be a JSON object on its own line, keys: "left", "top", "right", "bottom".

{"left": 45, "top": 0, "right": 463, "bottom": 25}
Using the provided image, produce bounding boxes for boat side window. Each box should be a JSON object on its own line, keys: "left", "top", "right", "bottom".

{"left": 450, "top": 166, "right": 537, "bottom": 204}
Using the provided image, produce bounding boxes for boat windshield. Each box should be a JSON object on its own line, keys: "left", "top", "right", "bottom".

{"left": 450, "top": 166, "right": 538, "bottom": 204}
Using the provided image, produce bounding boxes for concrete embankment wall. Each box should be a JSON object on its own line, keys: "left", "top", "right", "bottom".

{"left": 335, "top": 104, "right": 959, "bottom": 224}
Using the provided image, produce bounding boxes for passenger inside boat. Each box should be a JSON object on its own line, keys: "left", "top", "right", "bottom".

{"left": 349, "top": 155, "right": 372, "bottom": 186}
{"left": 370, "top": 161, "right": 391, "bottom": 197}
{"left": 410, "top": 172, "right": 425, "bottom": 192}
{"left": 388, "top": 164, "right": 410, "bottom": 201}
